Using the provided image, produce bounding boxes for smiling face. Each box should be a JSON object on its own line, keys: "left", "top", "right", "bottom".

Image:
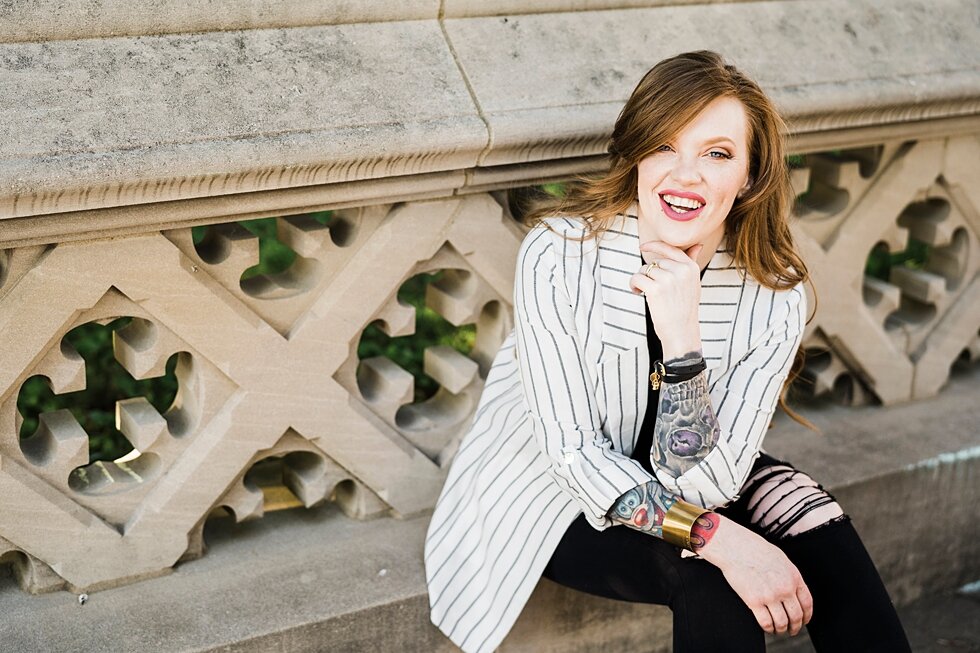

{"left": 636, "top": 95, "right": 752, "bottom": 255}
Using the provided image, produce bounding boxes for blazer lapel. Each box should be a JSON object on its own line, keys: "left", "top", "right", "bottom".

{"left": 596, "top": 214, "right": 647, "bottom": 356}
{"left": 698, "top": 246, "right": 745, "bottom": 378}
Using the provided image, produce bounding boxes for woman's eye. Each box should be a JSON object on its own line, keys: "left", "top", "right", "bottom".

{"left": 655, "top": 144, "right": 673, "bottom": 153}
{"left": 708, "top": 150, "right": 732, "bottom": 159}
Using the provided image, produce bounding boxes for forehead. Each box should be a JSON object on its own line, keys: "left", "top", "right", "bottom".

{"left": 674, "top": 96, "right": 750, "bottom": 145}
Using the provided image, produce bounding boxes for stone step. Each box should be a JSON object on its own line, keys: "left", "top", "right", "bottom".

{"left": 0, "top": 364, "right": 977, "bottom": 652}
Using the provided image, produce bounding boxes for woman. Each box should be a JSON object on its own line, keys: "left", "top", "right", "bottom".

{"left": 425, "top": 51, "right": 910, "bottom": 652}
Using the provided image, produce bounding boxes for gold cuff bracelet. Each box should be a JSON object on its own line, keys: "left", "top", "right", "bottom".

{"left": 662, "top": 501, "right": 710, "bottom": 550}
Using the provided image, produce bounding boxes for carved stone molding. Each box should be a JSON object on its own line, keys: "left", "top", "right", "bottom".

{"left": 0, "top": 193, "right": 522, "bottom": 592}
{"left": 792, "top": 135, "right": 980, "bottom": 405}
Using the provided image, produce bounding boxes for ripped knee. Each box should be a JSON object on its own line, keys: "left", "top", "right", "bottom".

{"left": 743, "top": 465, "right": 845, "bottom": 540}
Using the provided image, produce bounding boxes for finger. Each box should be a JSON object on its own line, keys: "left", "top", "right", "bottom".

{"left": 629, "top": 272, "right": 656, "bottom": 295}
{"left": 768, "top": 602, "right": 790, "bottom": 634}
{"left": 644, "top": 257, "right": 687, "bottom": 276}
{"left": 638, "top": 261, "right": 664, "bottom": 279}
{"left": 797, "top": 583, "right": 814, "bottom": 625}
{"left": 783, "top": 597, "right": 805, "bottom": 636}
{"left": 751, "top": 605, "right": 774, "bottom": 634}
{"left": 640, "top": 241, "right": 694, "bottom": 263}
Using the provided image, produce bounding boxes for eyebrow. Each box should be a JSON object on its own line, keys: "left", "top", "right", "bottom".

{"left": 701, "top": 137, "right": 738, "bottom": 148}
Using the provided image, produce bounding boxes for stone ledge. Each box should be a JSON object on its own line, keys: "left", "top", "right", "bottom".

{"left": 0, "top": 1, "right": 443, "bottom": 44}
{"left": 442, "top": 0, "right": 767, "bottom": 19}
{"left": 446, "top": 0, "right": 980, "bottom": 166}
{"left": 1, "top": 0, "right": 977, "bottom": 224}
{"left": 0, "top": 365, "right": 977, "bottom": 652}
{"left": 0, "top": 19, "right": 485, "bottom": 217}
{"left": 0, "top": 0, "right": 817, "bottom": 44}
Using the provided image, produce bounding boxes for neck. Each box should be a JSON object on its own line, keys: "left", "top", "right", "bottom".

{"left": 697, "top": 229, "right": 726, "bottom": 269}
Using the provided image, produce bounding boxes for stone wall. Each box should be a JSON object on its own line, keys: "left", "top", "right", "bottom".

{"left": 0, "top": 0, "right": 978, "bottom": 599}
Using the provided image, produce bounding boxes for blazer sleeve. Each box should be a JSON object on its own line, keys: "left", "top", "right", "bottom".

{"left": 513, "top": 226, "right": 653, "bottom": 528}
{"left": 651, "top": 282, "right": 807, "bottom": 508}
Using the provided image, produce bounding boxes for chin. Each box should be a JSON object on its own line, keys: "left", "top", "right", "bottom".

{"left": 660, "top": 218, "right": 726, "bottom": 249}
{"left": 660, "top": 232, "right": 699, "bottom": 247}
{"left": 655, "top": 225, "right": 705, "bottom": 249}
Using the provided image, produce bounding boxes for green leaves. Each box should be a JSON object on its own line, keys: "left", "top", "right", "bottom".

{"left": 865, "top": 238, "right": 929, "bottom": 282}
{"left": 17, "top": 318, "right": 179, "bottom": 462}
{"left": 358, "top": 272, "right": 476, "bottom": 403}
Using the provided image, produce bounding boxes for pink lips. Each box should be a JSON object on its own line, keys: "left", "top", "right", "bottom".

{"left": 658, "top": 190, "right": 706, "bottom": 222}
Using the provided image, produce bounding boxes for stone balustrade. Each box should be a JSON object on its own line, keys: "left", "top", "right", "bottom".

{"left": 0, "top": 0, "right": 978, "bottom": 602}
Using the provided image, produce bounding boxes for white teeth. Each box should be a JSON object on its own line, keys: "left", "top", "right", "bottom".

{"left": 662, "top": 194, "right": 704, "bottom": 210}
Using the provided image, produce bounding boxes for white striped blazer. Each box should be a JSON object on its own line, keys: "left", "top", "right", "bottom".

{"left": 424, "top": 213, "right": 806, "bottom": 653}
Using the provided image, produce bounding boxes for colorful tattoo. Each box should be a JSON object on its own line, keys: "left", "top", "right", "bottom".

{"left": 609, "top": 350, "right": 723, "bottom": 548}
{"left": 652, "top": 355, "right": 721, "bottom": 476}
{"left": 608, "top": 480, "right": 677, "bottom": 537}
{"left": 690, "top": 512, "right": 720, "bottom": 551}
{"left": 609, "top": 482, "right": 720, "bottom": 552}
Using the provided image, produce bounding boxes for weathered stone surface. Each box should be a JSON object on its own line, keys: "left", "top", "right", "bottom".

{"left": 0, "top": 20, "right": 485, "bottom": 218}
{"left": 1, "top": 0, "right": 977, "bottom": 227}
{"left": 443, "top": 0, "right": 737, "bottom": 17}
{"left": 0, "top": 170, "right": 466, "bottom": 249}
{"left": 445, "top": 0, "right": 980, "bottom": 166}
{"left": 0, "top": 0, "right": 441, "bottom": 42}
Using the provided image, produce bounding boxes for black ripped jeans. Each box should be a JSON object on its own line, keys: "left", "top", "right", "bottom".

{"left": 541, "top": 454, "right": 911, "bottom": 652}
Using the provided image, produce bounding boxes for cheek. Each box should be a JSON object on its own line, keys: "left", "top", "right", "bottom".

{"left": 637, "top": 161, "right": 666, "bottom": 189}
{"left": 709, "top": 173, "right": 747, "bottom": 207}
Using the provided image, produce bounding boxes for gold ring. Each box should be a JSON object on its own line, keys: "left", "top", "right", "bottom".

{"left": 642, "top": 261, "right": 658, "bottom": 278}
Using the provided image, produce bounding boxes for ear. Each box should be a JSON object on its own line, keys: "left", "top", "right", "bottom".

{"left": 737, "top": 177, "right": 753, "bottom": 198}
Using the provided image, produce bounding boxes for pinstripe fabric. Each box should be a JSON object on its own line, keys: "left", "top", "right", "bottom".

{"left": 424, "top": 215, "right": 806, "bottom": 653}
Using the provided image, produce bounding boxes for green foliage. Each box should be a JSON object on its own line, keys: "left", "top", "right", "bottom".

{"left": 539, "top": 182, "right": 567, "bottom": 198}
{"left": 357, "top": 272, "right": 476, "bottom": 403}
{"left": 17, "top": 318, "right": 179, "bottom": 463}
{"left": 865, "top": 238, "right": 929, "bottom": 282}
{"left": 784, "top": 154, "right": 929, "bottom": 280}
{"left": 239, "top": 218, "right": 295, "bottom": 280}
{"left": 192, "top": 211, "right": 334, "bottom": 281}
{"left": 18, "top": 211, "right": 476, "bottom": 461}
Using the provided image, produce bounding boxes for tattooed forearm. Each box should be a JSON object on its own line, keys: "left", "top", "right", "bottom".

{"left": 609, "top": 482, "right": 720, "bottom": 552}
{"left": 652, "top": 368, "right": 721, "bottom": 476}
{"left": 691, "top": 512, "right": 720, "bottom": 551}
{"left": 608, "top": 480, "right": 677, "bottom": 537}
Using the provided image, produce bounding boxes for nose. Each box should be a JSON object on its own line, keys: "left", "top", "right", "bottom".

{"left": 671, "top": 155, "right": 701, "bottom": 185}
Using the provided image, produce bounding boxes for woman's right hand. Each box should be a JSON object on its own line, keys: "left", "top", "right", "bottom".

{"left": 697, "top": 514, "right": 813, "bottom": 636}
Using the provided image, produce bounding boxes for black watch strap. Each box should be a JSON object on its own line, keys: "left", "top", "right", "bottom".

{"left": 649, "top": 357, "right": 707, "bottom": 390}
